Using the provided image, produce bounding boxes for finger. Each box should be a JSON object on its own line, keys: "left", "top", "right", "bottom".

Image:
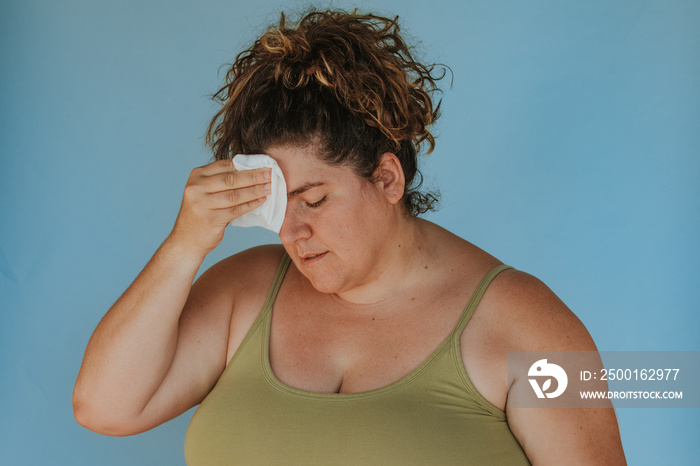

{"left": 215, "top": 196, "right": 268, "bottom": 223}
{"left": 196, "top": 158, "right": 237, "bottom": 176}
{"left": 205, "top": 167, "right": 272, "bottom": 193}
{"left": 208, "top": 183, "right": 272, "bottom": 210}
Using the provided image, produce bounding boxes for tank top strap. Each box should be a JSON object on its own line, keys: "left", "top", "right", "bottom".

{"left": 260, "top": 252, "right": 292, "bottom": 314}
{"left": 451, "top": 264, "right": 513, "bottom": 340}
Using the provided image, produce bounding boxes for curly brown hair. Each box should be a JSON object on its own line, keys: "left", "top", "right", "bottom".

{"left": 206, "top": 9, "right": 445, "bottom": 215}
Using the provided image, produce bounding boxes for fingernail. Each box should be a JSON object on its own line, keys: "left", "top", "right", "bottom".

{"left": 264, "top": 183, "right": 271, "bottom": 192}
{"left": 263, "top": 169, "right": 271, "bottom": 180}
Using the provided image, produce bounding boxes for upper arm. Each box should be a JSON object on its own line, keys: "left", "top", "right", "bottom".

{"left": 135, "top": 245, "right": 284, "bottom": 431}
{"left": 492, "top": 271, "right": 626, "bottom": 465}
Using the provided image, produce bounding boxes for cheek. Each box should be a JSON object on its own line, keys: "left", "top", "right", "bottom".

{"left": 333, "top": 205, "right": 366, "bottom": 239}
{"left": 317, "top": 186, "right": 386, "bottom": 247}
{"left": 334, "top": 208, "right": 386, "bottom": 257}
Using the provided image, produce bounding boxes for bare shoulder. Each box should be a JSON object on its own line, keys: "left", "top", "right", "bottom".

{"left": 424, "top": 220, "right": 593, "bottom": 354}
{"left": 457, "top": 266, "right": 592, "bottom": 411}
{"left": 460, "top": 268, "right": 596, "bottom": 410}
{"left": 195, "top": 244, "right": 287, "bottom": 298}
{"left": 181, "top": 243, "right": 286, "bottom": 347}
{"left": 479, "top": 269, "right": 596, "bottom": 353}
{"left": 195, "top": 244, "right": 287, "bottom": 362}
{"left": 468, "top": 269, "right": 625, "bottom": 465}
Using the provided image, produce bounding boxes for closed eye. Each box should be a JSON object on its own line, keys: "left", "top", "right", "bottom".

{"left": 306, "top": 196, "right": 327, "bottom": 208}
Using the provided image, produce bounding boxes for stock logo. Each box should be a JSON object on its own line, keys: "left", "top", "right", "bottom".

{"left": 528, "top": 359, "right": 568, "bottom": 398}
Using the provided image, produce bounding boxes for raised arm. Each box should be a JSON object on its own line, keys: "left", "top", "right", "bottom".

{"left": 73, "top": 159, "right": 271, "bottom": 436}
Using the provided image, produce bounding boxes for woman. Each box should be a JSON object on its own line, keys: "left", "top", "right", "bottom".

{"left": 73, "top": 10, "right": 626, "bottom": 465}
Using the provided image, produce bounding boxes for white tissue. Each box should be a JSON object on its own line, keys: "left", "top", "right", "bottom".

{"left": 229, "top": 154, "right": 287, "bottom": 233}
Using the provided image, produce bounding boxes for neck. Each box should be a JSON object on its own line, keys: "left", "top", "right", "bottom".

{"left": 334, "top": 215, "right": 430, "bottom": 306}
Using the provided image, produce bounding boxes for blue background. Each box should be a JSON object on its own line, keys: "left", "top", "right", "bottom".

{"left": 1, "top": 0, "right": 698, "bottom": 464}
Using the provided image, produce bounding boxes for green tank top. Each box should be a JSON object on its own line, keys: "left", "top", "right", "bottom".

{"left": 185, "top": 255, "right": 530, "bottom": 465}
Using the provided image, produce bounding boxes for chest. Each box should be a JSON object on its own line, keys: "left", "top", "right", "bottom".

{"left": 188, "top": 309, "right": 530, "bottom": 465}
{"left": 268, "top": 284, "right": 470, "bottom": 394}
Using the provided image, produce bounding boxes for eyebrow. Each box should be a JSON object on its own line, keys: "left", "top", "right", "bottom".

{"left": 287, "top": 181, "right": 326, "bottom": 199}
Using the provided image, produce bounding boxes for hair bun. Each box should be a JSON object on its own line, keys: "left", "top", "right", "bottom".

{"left": 256, "top": 11, "right": 444, "bottom": 154}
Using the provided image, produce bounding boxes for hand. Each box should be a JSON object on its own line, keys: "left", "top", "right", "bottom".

{"left": 169, "top": 158, "right": 271, "bottom": 257}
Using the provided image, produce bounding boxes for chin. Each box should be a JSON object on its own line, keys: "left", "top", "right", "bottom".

{"left": 306, "top": 275, "right": 346, "bottom": 295}
{"left": 298, "top": 266, "right": 352, "bottom": 295}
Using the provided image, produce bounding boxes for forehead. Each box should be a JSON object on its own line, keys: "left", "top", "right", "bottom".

{"left": 265, "top": 144, "right": 358, "bottom": 193}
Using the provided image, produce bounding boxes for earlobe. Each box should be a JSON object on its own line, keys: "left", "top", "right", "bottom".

{"left": 376, "top": 153, "right": 405, "bottom": 205}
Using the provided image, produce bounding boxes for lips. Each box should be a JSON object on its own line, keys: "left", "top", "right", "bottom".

{"left": 300, "top": 251, "right": 328, "bottom": 263}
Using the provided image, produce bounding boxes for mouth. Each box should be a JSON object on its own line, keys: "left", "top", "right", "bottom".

{"left": 301, "top": 251, "right": 328, "bottom": 263}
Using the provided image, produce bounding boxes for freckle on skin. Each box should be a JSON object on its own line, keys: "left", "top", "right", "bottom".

{"left": 424, "top": 265, "right": 428, "bottom": 269}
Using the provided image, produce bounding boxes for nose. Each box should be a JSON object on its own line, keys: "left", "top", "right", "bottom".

{"left": 278, "top": 205, "right": 312, "bottom": 245}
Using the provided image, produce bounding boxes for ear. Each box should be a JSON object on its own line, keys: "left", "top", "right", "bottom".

{"left": 374, "top": 153, "right": 405, "bottom": 205}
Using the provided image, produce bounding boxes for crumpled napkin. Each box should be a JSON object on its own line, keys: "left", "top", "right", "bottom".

{"left": 229, "top": 154, "right": 287, "bottom": 233}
